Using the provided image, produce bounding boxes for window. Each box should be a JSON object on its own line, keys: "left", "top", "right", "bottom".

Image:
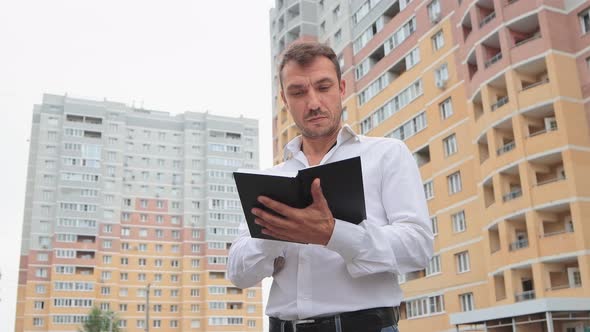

{"left": 447, "top": 171, "right": 462, "bottom": 194}
{"left": 423, "top": 181, "right": 434, "bottom": 200}
{"left": 425, "top": 255, "right": 441, "bottom": 276}
{"left": 431, "top": 217, "right": 438, "bottom": 236}
{"left": 455, "top": 251, "right": 470, "bottom": 273}
{"left": 248, "top": 320, "right": 256, "bottom": 327}
{"left": 334, "top": 29, "right": 342, "bottom": 43}
{"left": 406, "top": 295, "right": 444, "bottom": 318}
{"left": 384, "top": 17, "right": 416, "bottom": 55}
{"left": 333, "top": 5, "right": 341, "bottom": 19}
{"left": 580, "top": 7, "right": 590, "bottom": 34}
{"left": 439, "top": 98, "right": 453, "bottom": 119}
{"left": 435, "top": 63, "right": 449, "bottom": 84}
{"left": 248, "top": 290, "right": 256, "bottom": 298}
{"left": 443, "top": 134, "right": 458, "bottom": 157}
{"left": 36, "top": 285, "right": 46, "bottom": 294}
{"left": 432, "top": 30, "right": 444, "bottom": 50}
{"left": 34, "top": 301, "right": 45, "bottom": 310}
{"left": 451, "top": 210, "right": 466, "bottom": 233}
{"left": 33, "top": 317, "right": 44, "bottom": 327}
{"left": 386, "top": 110, "right": 427, "bottom": 140}
{"left": 428, "top": 0, "right": 441, "bottom": 23}
{"left": 459, "top": 292, "right": 475, "bottom": 311}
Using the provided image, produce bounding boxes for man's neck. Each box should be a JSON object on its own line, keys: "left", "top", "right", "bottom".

{"left": 301, "top": 129, "right": 340, "bottom": 166}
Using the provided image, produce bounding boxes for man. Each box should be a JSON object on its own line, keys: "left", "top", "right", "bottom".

{"left": 227, "top": 42, "right": 433, "bottom": 332}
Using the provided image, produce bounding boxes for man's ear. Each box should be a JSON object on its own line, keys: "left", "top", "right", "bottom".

{"left": 339, "top": 79, "right": 346, "bottom": 98}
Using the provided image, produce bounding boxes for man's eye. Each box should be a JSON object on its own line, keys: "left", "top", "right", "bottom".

{"left": 318, "top": 86, "right": 331, "bottom": 91}
{"left": 291, "top": 91, "right": 304, "bottom": 96}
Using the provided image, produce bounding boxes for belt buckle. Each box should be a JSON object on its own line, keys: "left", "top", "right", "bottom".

{"left": 291, "top": 319, "right": 315, "bottom": 332}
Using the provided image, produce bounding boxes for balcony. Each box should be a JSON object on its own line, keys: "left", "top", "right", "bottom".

{"left": 485, "top": 52, "right": 502, "bottom": 68}
{"left": 511, "top": 266, "right": 535, "bottom": 302}
{"left": 531, "top": 152, "right": 565, "bottom": 187}
{"left": 516, "top": 58, "right": 551, "bottom": 107}
{"left": 491, "top": 96, "right": 509, "bottom": 111}
{"left": 502, "top": 188, "right": 522, "bottom": 202}
{"left": 479, "top": 11, "right": 496, "bottom": 28}
{"left": 482, "top": 32, "right": 503, "bottom": 69}
{"left": 477, "top": 134, "right": 489, "bottom": 164}
{"left": 472, "top": 91, "right": 484, "bottom": 120}
{"left": 494, "top": 117, "right": 516, "bottom": 158}
{"left": 467, "top": 50, "right": 479, "bottom": 80}
{"left": 544, "top": 257, "right": 582, "bottom": 292}
{"left": 506, "top": 214, "right": 528, "bottom": 252}
{"left": 483, "top": 177, "right": 496, "bottom": 208}
{"left": 488, "top": 224, "right": 501, "bottom": 254}
{"left": 515, "top": 290, "right": 535, "bottom": 302}
{"left": 508, "top": 13, "right": 541, "bottom": 48}
{"left": 497, "top": 141, "right": 515, "bottom": 156}
{"left": 536, "top": 203, "right": 577, "bottom": 257}
{"left": 494, "top": 273, "right": 507, "bottom": 301}
{"left": 509, "top": 238, "right": 529, "bottom": 251}
{"left": 413, "top": 145, "right": 431, "bottom": 168}
{"left": 461, "top": 12, "right": 473, "bottom": 42}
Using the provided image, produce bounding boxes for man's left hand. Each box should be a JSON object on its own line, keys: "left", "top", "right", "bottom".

{"left": 252, "top": 178, "right": 335, "bottom": 245}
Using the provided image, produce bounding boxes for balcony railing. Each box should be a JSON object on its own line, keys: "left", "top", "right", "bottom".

{"left": 479, "top": 12, "right": 496, "bottom": 28}
{"left": 491, "top": 96, "right": 509, "bottom": 111}
{"left": 502, "top": 188, "right": 522, "bottom": 202}
{"left": 497, "top": 141, "right": 516, "bottom": 155}
{"left": 509, "top": 238, "right": 529, "bottom": 251}
{"left": 514, "top": 32, "right": 541, "bottom": 48}
{"left": 535, "top": 175, "right": 566, "bottom": 186}
{"left": 515, "top": 290, "right": 535, "bottom": 302}
{"left": 485, "top": 52, "right": 503, "bottom": 68}
{"left": 542, "top": 227, "right": 574, "bottom": 237}
{"left": 522, "top": 78, "right": 549, "bottom": 91}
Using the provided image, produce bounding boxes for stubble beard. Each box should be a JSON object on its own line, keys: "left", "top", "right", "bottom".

{"left": 300, "top": 108, "right": 341, "bottom": 138}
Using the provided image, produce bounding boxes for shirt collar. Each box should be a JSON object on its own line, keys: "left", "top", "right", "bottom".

{"left": 283, "top": 124, "right": 361, "bottom": 161}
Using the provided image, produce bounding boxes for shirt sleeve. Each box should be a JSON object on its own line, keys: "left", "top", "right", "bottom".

{"left": 325, "top": 140, "right": 434, "bottom": 278}
{"left": 227, "top": 220, "right": 286, "bottom": 288}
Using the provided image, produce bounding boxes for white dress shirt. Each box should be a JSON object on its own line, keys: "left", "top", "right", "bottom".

{"left": 227, "top": 124, "right": 433, "bottom": 320}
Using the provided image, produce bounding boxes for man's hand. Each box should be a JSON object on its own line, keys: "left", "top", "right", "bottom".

{"left": 252, "top": 178, "right": 335, "bottom": 245}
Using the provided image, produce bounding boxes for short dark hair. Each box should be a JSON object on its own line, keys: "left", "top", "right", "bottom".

{"left": 278, "top": 42, "right": 341, "bottom": 88}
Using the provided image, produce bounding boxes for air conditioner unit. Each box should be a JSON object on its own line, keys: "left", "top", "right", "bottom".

{"left": 544, "top": 117, "right": 557, "bottom": 131}
{"left": 436, "top": 79, "right": 447, "bottom": 89}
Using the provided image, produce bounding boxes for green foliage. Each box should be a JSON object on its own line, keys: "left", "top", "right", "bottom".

{"left": 79, "top": 307, "right": 120, "bottom": 332}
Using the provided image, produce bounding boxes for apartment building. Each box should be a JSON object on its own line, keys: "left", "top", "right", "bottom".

{"left": 270, "top": 0, "right": 590, "bottom": 331}
{"left": 15, "top": 94, "right": 262, "bottom": 331}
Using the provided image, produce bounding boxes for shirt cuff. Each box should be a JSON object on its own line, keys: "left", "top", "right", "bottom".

{"left": 326, "top": 219, "right": 365, "bottom": 262}
{"left": 253, "top": 238, "right": 286, "bottom": 257}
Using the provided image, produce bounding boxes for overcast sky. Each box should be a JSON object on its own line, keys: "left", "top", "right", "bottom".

{"left": 0, "top": 0, "right": 276, "bottom": 329}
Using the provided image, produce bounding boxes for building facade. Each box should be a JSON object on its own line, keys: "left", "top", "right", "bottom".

{"left": 270, "top": 0, "right": 590, "bottom": 331}
{"left": 15, "top": 94, "right": 262, "bottom": 331}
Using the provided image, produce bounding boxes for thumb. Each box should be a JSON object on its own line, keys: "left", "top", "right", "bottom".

{"left": 310, "top": 178, "right": 328, "bottom": 205}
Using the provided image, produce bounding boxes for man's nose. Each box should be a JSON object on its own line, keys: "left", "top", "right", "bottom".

{"left": 306, "top": 88, "right": 321, "bottom": 110}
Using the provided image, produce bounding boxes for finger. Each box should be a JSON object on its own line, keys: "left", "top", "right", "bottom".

{"left": 254, "top": 217, "right": 290, "bottom": 232}
{"left": 257, "top": 196, "right": 299, "bottom": 219}
{"left": 310, "top": 178, "right": 328, "bottom": 206}
{"left": 261, "top": 227, "right": 305, "bottom": 244}
{"left": 252, "top": 207, "right": 294, "bottom": 228}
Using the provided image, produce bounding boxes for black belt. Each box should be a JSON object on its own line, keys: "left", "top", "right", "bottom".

{"left": 269, "top": 307, "right": 399, "bottom": 332}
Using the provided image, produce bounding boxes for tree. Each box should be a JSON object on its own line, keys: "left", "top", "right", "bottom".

{"left": 79, "top": 307, "right": 120, "bottom": 332}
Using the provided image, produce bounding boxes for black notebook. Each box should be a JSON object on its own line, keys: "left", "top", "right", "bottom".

{"left": 233, "top": 156, "right": 366, "bottom": 242}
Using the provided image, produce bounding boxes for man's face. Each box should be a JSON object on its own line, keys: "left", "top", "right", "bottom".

{"left": 280, "top": 56, "right": 346, "bottom": 139}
